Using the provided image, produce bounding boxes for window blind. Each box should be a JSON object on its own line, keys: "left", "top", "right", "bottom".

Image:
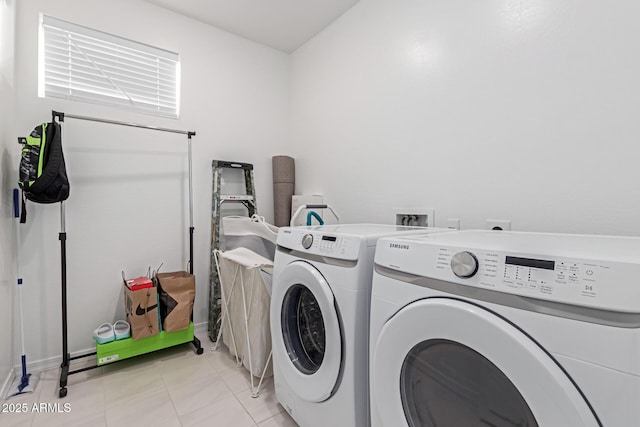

{"left": 39, "top": 15, "right": 180, "bottom": 118}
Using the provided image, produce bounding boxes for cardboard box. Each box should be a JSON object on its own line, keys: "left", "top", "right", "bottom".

{"left": 125, "top": 276, "right": 153, "bottom": 291}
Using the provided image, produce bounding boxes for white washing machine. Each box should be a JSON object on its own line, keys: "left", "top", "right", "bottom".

{"left": 270, "top": 224, "right": 451, "bottom": 427}
{"left": 370, "top": 230, "right": 640, "bottom": 427}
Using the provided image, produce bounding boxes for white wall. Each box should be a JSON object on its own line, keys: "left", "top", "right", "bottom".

{"left": 290, "top": 0, "right": 640, "bottom": 236}
{"left": 14, "top": 0, "right": 289, "bottom": 365}
{"left": 0, "top": 0, "right": 16, "bottom": 392}
{"left": 14, "top": 0, "right": 640, "bottom": 372}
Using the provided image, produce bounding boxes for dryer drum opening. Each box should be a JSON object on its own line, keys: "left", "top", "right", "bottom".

{"left": 401, "top": 338, "right": 537, "bottom": 427}
{"left": 282, "top": 284, "right": 326, "bottom": 374}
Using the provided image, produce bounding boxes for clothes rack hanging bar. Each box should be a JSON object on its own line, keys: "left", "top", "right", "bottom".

{"left": 52, "top": 110, "right": 196, "bottom": 136}
{"left": 52, "top": 110, "right": 197, "bottom": 271}
{"left": 51, "top": 110, "right": 202, "bottom": 399}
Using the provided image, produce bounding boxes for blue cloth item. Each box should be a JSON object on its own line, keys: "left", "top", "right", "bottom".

{"left": 306, "top": 211, "right": 324, "bottom": 226}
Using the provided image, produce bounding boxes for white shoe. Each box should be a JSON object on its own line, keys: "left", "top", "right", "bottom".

{"left": 93, "top": 323, "right": 115, "bottom": 344}
{"left": 114, "top": 320, "right": 130, "bottom": 340}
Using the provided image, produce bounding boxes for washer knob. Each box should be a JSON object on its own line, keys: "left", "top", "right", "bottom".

{"left": 451, "top": 251, "right": 479, "bottom": 278}
{"left": 302, "top": 234, "right": 314, "bottom": 249}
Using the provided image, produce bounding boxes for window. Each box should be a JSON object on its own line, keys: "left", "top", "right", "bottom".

{"left": 39, "top": 15, "right": 180, "bottom": 118}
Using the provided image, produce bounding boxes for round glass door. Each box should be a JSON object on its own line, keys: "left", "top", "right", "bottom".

{"left": 401, "top": 339, "right": 537, "bottom": 427}
{"left": 371, "top": 298, "right": 600, "bottom": 427}
{"left": 281, "top": 284, "right": 326, "bottom": 374}
{"left": 270, "top": 261, "right": 342, "bottom": 402}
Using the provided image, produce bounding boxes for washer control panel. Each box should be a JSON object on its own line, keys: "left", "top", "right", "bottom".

{"left": 441, "top": 248, "right": 605, "bottom": 302}
{"left": 436, "top": 248, "right": 612, "bottom": 311}
{"left": 376, "top": 231, "right": 640, "bottom": 313}
{"left": 278, "top": 229, "right": 361, "bottom": 261}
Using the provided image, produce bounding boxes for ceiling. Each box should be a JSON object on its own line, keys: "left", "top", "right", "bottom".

{"left": 144, "top": 0, "right": 360, "bottom": 53}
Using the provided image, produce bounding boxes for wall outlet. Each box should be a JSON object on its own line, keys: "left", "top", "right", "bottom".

{"left": 486, "top": 219, "right": 511, "bottom": 231}
{"left": 394, "top": 208, "right": 435, "bottom": 227}
{"left": 447, "top": 218, "right": 460, "bottom": 230}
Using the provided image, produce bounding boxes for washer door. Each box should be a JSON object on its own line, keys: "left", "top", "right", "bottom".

{"left": 372, "top": 298, "right": 600, "bottom": 427}
{"left": 271, "top": 261, "right": 342, "bottom": 402}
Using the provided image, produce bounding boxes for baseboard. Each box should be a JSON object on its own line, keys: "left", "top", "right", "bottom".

{"left": 1, "top": 367, "right": 15, "bottom": 400}
{"left": 194, "top": 321, "right": 209, "bottom": 340}
{"left": 14, "top": 347, "right": 96, "bottom": 375}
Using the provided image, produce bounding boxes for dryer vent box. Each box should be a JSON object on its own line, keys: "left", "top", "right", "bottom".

{"left": 394, "top": 208, "right": 435, "bottom": 227}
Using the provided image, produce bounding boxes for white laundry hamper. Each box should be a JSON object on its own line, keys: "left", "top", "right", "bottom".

{"left": 213, "top": 215, "right": 278, "bottom": 397}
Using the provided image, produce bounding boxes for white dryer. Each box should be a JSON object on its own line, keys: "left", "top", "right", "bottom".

{"left": 370, "top": 230, "right": 640, "bottom": 427}
{"left": 270, "top": 224, "right": 451, "bottom": 427}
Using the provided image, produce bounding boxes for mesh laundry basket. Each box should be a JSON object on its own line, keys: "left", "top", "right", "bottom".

{"left": 217, "top": 248, "right": 273, "bottom": 377}
{"left": 213, "top": 215, "right": 278, "bottom": 397}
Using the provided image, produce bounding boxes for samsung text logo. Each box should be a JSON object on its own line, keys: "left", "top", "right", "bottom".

{"left": 389, "top": 243, "right": 410, "bottom": 250}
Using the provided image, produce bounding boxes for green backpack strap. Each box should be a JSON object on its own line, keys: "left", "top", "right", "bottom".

{"left": 28, "top": 122, "right": 59, "bottom": 194}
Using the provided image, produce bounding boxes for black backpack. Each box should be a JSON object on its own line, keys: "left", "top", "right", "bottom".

{"left": 18, "top": 121, "right": 70, "bottom": 222}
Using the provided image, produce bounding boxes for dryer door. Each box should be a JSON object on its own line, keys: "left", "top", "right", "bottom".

{"left": 372, "top": 298, "right": 600, "bottom": 427}
{"left": 271, "top": 261, "right": 342, "bottom": 402}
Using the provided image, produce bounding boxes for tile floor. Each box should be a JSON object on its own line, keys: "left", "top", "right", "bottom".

{"left": 1, "top": 335, "right": 298, "bottom": 427}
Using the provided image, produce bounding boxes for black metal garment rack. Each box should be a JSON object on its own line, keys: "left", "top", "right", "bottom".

{"left": 52, "top": 110, "right": 202, "bottom": 399}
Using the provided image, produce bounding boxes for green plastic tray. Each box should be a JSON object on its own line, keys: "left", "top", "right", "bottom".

{"left": 96, "top": 323, "right": 195, "bottom": 365}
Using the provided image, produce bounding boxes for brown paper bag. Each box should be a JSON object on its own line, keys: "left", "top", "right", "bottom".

{"left": 155, "top": 271, "right": 195, "bottom": 332}
{"left": 124, "top": 285, "right": 160, "bottom": 340}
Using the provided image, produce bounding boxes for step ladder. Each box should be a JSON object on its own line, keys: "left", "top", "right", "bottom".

{"left": 209, "top": 160, "right": 257, "bottom": 341}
